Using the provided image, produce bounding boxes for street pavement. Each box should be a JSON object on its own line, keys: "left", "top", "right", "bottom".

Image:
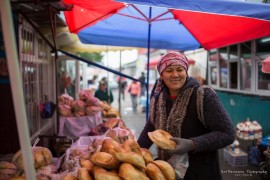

{"left": 111, "top": 89, "right": 268, "bottom": 180}
{"left": 111, "top": 89, "right": 158, "bottom": 157}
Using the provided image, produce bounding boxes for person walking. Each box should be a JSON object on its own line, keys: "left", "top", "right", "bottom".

{"left": 117, "top": 76, "right": 127, "bottom": 101}
{"left": 127, "top": 79, "right": 141, "bottom": 113}
{"left": 137, "top": 51, "right": 235, "bottom": 180}
{"left": 138, "top": 72, "right": 146, "bottom": 97}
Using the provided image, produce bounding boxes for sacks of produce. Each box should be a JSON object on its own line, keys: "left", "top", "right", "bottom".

{"left": 58, "top": 93, "right": 74, "bottom": 106}
{"left": 58, "top": 104, "right": 72, "bottom": 117}
{"left": 0, "top": 161, "right": 17, "bottom": 179}
{"left": 12, "top": 147, "right": 53, "bottom": 170}
{"left": 79, "top": 89, "right": 93, "bottom": 102}
{"left": 58, "top": 91, "right": 104, "bottom": 117}
{"left": 72, "top": 100, "right": 86, "bottom": 117}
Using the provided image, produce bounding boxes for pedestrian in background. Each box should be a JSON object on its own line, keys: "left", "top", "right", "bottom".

{"left": 94, "top": 80, "right": 114, "bottom": 104}
{"left": 137, "top": 51, "right": 235, "bottom": 180}
{"left": 117, "top": 76, "right": 127, "bottom": 101}
{"left": 87, "top": 75, "right": 98, "bottom": 87}
{"left": 127, "top": 79, "right": 141, "bottom": 112}
{"left": 138, "top": 72, "right": 146, "bottom": 97}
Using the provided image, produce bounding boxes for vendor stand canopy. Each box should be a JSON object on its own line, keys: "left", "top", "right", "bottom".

{"left": 64, "top": 0, "right": 270, "bottom": 50}
{"left": 63, "top": 0, "right": 270, "bottom": 119}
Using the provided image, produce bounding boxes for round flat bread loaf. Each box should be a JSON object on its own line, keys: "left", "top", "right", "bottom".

{"left": 119, "top": 163, "right": 150, "bottom": 180}
{"left": 93, "top": 166, "right": 121, "bottom": 180}
{"left": 104, "top": 118, "right": 119, "bottom": 129}
{"left": 152, "top": 160, "right": 176, "bottom": 180}
{"left": 145, "top": 162, "right": 166, "bottom": 180}
{"left": 90, "top": 152, "right": 120, "bottom": 170}
{"left": 148, "top": 129, "right": 176, "bottom": 150}
{"left": 111, "top": 147, "right": 146, "bottom": 169}
{"left": 141, "top": 148, "right": 154, "bottom": 165}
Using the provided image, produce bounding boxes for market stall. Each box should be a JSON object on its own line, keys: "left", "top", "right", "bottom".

{"left": 223, "top": 118, "right": 264, "bottom": 168}
{"left": 0, "top": 115, "right": 179, "bottom": 179}
{"left": 57, "top": 88, "right": 121, "bottom": 139}
{"left": 58, "top": 112, "right": 102, "bottom": 139}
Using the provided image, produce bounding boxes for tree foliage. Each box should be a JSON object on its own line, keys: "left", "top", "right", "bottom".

{"left": 77, "top": 52, "right": 103, "bottom": 65}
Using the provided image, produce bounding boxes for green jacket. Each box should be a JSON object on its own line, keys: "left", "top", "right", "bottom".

{"left": 94, "top": 89, "right": 114, "bottom": 104}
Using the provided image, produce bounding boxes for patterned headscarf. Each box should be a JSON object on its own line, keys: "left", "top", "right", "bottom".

{"left": 153, "top": 51, "right": 189, "bottom": 97}
{"left": 157, "top": 51, "right": 189, "bottom": 75}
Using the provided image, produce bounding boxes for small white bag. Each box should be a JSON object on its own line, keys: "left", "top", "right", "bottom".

{"left": 167, "top": 153, "right": 189, "bottom": 179}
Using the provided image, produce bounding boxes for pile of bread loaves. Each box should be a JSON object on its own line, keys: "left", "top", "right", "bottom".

{"left": 0, "top": 129, "right": 177, "bottom": 179}
{"left": 99, "top": 101, "right": 120, "bottom": 118}
{"left": 0, "top": 146, "right": 54, "bottom": 180}
{"left": 61, "top": 136, "right": 176, "bottom": 180}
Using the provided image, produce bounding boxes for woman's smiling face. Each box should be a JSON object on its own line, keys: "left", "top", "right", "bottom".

{"left": 160, "top": 65, "right": 187, "bottom": 95}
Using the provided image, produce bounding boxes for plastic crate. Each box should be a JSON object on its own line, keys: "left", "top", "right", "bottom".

{"left": 223, "top": 148, "right": 248, "bottom": 167}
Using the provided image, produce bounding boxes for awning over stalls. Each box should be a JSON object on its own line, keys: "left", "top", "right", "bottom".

{"left": 40, "top": 27, "right": 137, "bottom": 53}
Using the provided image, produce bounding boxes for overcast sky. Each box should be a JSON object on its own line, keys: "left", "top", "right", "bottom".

{"left": 102, "top": 49, "right": 138, "bottom": 69}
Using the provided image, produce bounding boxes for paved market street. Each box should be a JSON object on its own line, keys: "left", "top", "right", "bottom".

{"left": 111, "top": 89, "right": 269, "bottom": 180}
{"left": 111, "top": 89, "right": 158, "bottom": 156}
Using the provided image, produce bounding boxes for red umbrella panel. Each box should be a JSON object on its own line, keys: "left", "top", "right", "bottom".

{"left": 119, "top": 0, "right": 270, "bottom": 49}
{"left": 64, "top": 0, "right": 270, "bottom": 50}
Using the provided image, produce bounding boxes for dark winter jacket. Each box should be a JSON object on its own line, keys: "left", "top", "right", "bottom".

{"left": 137, "top": 77, "right": 235, "bottom": 180}
{"left": 94, "top": 88, "right": 114, "bottom": 104}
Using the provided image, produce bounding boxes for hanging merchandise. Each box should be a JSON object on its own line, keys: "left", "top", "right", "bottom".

{"left": 39, "top": 95, "right": 56, "bottom": 119}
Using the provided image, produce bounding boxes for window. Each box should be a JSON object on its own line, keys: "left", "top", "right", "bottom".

{"left": 38, "top": 38, "right": 48, "bottom": 60}
{"left": 229, "top": 62, "right": 237, "bottom": 89}
{"left": 219, "top": 47, "right": 228, "bottom": 88}
{"left": 21, "top": 28, "right": 34, "bottom": 55}
{"left": 19, "top": 15, "right": 53, "bottom": 138}
{"left": 240, "top": 42, "right": 251, "bottom": 90}
{"left": 208, "top": 37, "right": 270, "bottom": 96}
{"left": 256, "top": 36, "right": 270, "bottom": 55}
{"left": 210, "top": 66, "right": 218, "bottom": 85}
{"left": 209, "top": 50, "right": 218, "bottom": 86}
{"left": 228, "top": 45, "right": 238, "bottom": 89}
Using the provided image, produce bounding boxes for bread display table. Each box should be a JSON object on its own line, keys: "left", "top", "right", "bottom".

{"left": 58, "top": 111, "right": 102, "bottom": 139}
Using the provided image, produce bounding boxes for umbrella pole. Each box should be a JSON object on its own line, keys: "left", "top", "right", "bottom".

{"left": 146, "top": 7, "right": 152, "bottom": 122}
{"left": 75, "top": 60, "right": 80, "bottom": 99}
{"left": 0, "top": 1, "right": 36, "bottom": 179}
{"left": 106, "top": 47, "right": 110, "bottom": 104}
{"left": 118, "top": 51, "right": 122, "bottom": 115}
